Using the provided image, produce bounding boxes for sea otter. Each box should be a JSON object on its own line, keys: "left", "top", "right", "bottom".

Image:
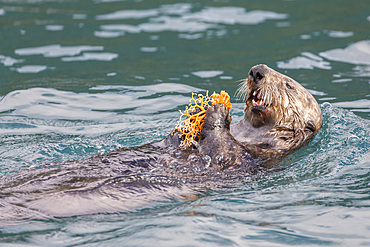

{"left": 0, "top": 64, "right": 322, "bottom": 221}
{"left": 160, "top": 64, "right": 322, "bottom": 168}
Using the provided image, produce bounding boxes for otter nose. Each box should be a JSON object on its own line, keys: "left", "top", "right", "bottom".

{"left": 249, "top": 66, "right": 265, "bottom": 83}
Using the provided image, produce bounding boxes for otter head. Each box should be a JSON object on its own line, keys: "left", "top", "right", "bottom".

{"left": 237, "top": 64, "right": 322, "bottom": 148}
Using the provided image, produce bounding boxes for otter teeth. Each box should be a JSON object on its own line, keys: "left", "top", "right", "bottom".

{"left": 252, "top": 90, "right": 264, "bottom": 106}
{"left": 253, "top": 98, "right": 264, "bottom": 106}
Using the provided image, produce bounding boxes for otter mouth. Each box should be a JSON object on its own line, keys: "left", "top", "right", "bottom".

{"left": 250, "top": 89, "right": 267, "bottom": 112}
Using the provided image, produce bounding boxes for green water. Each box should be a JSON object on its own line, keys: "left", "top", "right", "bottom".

{"left": 0, "top": 0, "right": 369, "bottom": 246}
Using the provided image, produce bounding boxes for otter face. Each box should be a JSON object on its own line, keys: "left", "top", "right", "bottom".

{"left": 236, "top": 64, "right": 322, "bottom": 142}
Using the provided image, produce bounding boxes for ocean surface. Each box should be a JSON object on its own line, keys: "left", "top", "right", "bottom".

{"left": 0, "top": 0, "right": 369, "bottom": 246}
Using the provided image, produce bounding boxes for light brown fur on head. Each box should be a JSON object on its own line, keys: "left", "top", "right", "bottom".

{"left": 235, "top": 64, "right": 322, "bottom": 151}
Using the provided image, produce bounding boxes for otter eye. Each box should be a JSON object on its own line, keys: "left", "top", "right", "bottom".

{"left": 286, "top": 83, "right": 293, "bottom": 89}
{"left": 256, "top": 72, "right": 263, "bottom": 81}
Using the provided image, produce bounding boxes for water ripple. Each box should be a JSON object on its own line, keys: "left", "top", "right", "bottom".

{"left": 0, "top": 84, "right": 199, "bottom": 121}
{"left": 0, "top": 0, "right": 369, "bottom": 246}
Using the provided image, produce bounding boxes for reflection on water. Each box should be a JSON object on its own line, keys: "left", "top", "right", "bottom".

{"left": 0, "top": 0, "right": 369, "bottom": 246}
{"left": 16, "top": 65, "right": 49, "bottom": 73}
{"left": 320, "top": 40, "right": 370, "bottom": 65}
{"left": 14, "top": 44, "right": 118, "bottom": 62}
{"left": 277, "top": 41, "right": 370, "bottom": 70}
{"left": 0, "top": 55, "right": 23, "bottom": 67}
{"left": 15, "top": 45, "right": 104, "bottom": 57}
{"left": 277, "top": 52, "right": 332, "bottom": 70}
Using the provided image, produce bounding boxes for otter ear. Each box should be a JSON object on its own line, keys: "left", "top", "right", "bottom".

{"left": 305, "top": 119, "right": 316, "bottom": 133}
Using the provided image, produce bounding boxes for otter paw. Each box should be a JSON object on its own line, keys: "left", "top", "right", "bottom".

{"left": 203, "top": 103, "right": 231, "bottom": 131}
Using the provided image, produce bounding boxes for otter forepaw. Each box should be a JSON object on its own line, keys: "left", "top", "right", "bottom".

{"left": 203, "top": 103, "right": 232, "bottom": 131}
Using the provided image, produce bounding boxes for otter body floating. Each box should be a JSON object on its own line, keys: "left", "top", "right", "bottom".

{"left": 0, "top": 65, "right": 323, "bottom": 221}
